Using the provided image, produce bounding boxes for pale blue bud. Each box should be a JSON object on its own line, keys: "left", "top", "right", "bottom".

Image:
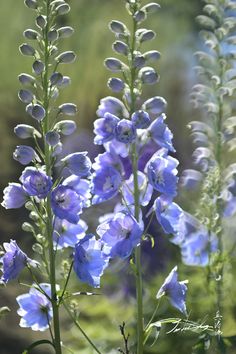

{"left": 142, "top": 96, "right": 167, "bottom": 115}
{"left": 59, "top": 103, "right": 77, "bottom": 116}
{"left": 109, "top": 20, "right": 127, "bottom": 34}
{"left": 112, "top": 41, "right": 128, "bottom": 56}
{"left": 24, "top": 0, "right": 38, "bottom": 9}
{"left": 13, "top": 145, "right": 38, "bottom": 165}
{"left": 108, "top": 78, "right": 125, "bottom": 92}
{"left": 18, "top": 73, "right": 35, "bottom": 86}
{"left": 58, "top": 76, "right": 71, "bottom": 88}
{"left": 141, "top": 3, "right": 161, "bottom": 13}
{"left": 56, "top": 51, "right": 76, "bottom": 64}
{"left": 45, "top": 131, "right": 60, "bottom": 146}
{"left": 50, "top": 72, "right": 63, "bottom": 86}
{"left": 27, "top": 104, "right": 46, "bottom": 121}
{"left": 32, "top": 60, "right": 45, "bottom": 75}
{"left": 143, "top": 50, "right": 161, "bottom": 62}
{"left": 133, "top": 54, "right": 146, "bottom": 68}
{"left": 56, "top": 4, "right": 70, "bottom": 15}
{"left": 58, "top": 26, "right": 74, "bottom": 38}
{"left": 139, "top": 67, "right": 159, "bottom": 84}
{"left": 54, "top": 120, "right": 76, "bottom": 135}
{"left": 23, "top": 29, "right": 39, "bottom": 40}
{"left": 105, "top": 58, "right": 123, "bottom": 72}
{"left": 50, "top": 0, "right": 65, "bottom": 6}
{"left": 14, "top": 124, "right": 41, "bottom": 139}
{"left": 36, "top": 15, "right": 47, "bottom": 29}
{"left": 134, "top": 10, "right": 146, "bottom": 23}
{"left": 19, "top": 43, "right": 35, "bottom": 56}
{"left": 52, "top": 142, "right": 63, "bottom": 157}
{"left": 48, "top": 30, "right": 58, "bottom": 42}
{"left": 137, "top": 29, "right": 156, "bottom": 42}
{"left": 18, "top": 89, "right": 34, "bottom": 103}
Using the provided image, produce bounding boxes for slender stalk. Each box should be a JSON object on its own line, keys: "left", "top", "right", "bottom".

{"left": 42, "top": 1, "right": 62, "bottom": 352}
{"left": 63, "top": 302, "right": 102, "bottom": 354}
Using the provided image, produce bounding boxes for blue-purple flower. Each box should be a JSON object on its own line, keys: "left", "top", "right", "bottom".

{"left": 51, "top": 185, "right": 83, "bottom": 224}
{"left": 2, "top": 183, "right": 27, "bottom": 209}
{"left": 148, "top": 114, "right": 175, "bottom": 152}
{"left": 20, "top": 167, "right": 52, "bottom": 199}
{"left": 61, "top": 152, "right": 92, "bottom": 177}
{"left": 156, "top": 266, "right": 188, "bottom": 315}
{"left": 154, "top": 196, "right": 185, "bottom": 245}
{"left": 92, "top": 165, "right": 122, "bottom": 204}
{"left": 13, "top": 145, "right": 39, "bottom": 165}
{"left": 115, "top": 119, "right": 136, "bottom": 143}
{"left": 147, "top": 151, "right": 179, "bottom": 197}
{"left": 0, "top": 240, "right": 36, "bottom": 283}
{"left": 97, "top": 212, "right": 143, "bottom": 259}
{"left": 97, "top": 96, "right": 129, "bottom": 118}
{"left": 73, "top": 234, "right": 109, "bottom": 288}
{"left": 53, "top": 218, "right": 87, "bottom": 249}
{"left": 122, "top": 171, "right": 153, "bottom": 207}
{"left": 94, "top": 112, "right": 119, "bottom": 144}
{"left": 63, "top": 175, "right": 91, "bottom": 207}
{"left": 16, "top": 283, "right": 54, "bottom": 331}
{"left": 131, "top": 110, "right": 151, "bottom": 129}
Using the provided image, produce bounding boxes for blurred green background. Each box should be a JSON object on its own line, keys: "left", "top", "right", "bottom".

{"left": 1, "top": 0, "right": 236, "bottom": 353}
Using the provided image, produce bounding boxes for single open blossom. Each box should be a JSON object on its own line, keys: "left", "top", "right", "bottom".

{"left": 2, "top": 183, "right": 27, "bottom": 209}
{"left": 154, "top": 196, "right": 185, "bottom": 245}
{"left": 92, "top": 165, "right": 122, "bottom": 204}
{"left": 122, "top": 171, "right": 153, "bottom": 207}
{"left": 51, "top": 185, "right": 83, "bottom": 224}
{"left": 156, "top": 266, "right": 188, "bottom": 315}
{"left": 181, "top": 230, "right": 218, "bottom": 266}
{"left": 97, "top": 212, "right": 143, "bottom": 259}
{"left": 0, "top": 240, "right": 36, "bottom": 283}
{"left": 61, "top": 152, "right": 92, "bottom": 177}
{"left": 16, "top": 283, "right": 54, "bottom": 331}
{"left": 20, "top": 167, "right": 52, "bottom": 199}
{"left": 148, "top": 114, "right": 175, "bottom": 152}
{"left": 63, "top": 175, "right": 91, "bottom": 207}
{"left": 147, "top": 151, "right": 179, "bottom": 197}
{"left": 73, "top": 234, "right": 109, "bottom": 288}
{"left": 94, "top": 112, "right": 119, "bottom": 144}
{"left": 53, "top": 218, "right": 87, "bottom": 249}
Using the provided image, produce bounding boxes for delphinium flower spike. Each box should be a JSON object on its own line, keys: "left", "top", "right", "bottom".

{"left": 1, "top": 0, "right": 103, "bottom": 353}
{"left": 92, "top": 1, "right": 188, "bottom": 352}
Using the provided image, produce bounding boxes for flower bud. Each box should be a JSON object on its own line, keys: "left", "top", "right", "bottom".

{"left": 115, "top": 119, "right": 136, "bottom": 143}
{"left": 14, "top": 124, "right": 41, "bottom": 139}
{"left": 142, "top": 96, "right": 167, "bottom": 115}
{"left": 108, "top": 78, "right": 125, "bottom": 92}
{"left": 56, "top": 51, "right": 76, "bottom": 64}
{"left": 50, "top": 0, "right": 65, "bottom": 7}
{"left": 57, "top": 76, "right": 71, "bottom": 88}
{"left": 32, "top": 60, "right": 45, "bottom": 75}
{"left": 54, "top": 120, "right": 77, "bottom": 135}
{"left": 141, "top": 3, "right": 161, "bottom": 13}
{"left": 59, "top": 103, "right": 77, "bottom": 116}
{"left": 109, "top": 20, "right": 127, "bottom": 34}
{"left": 132, "top": 110, "right": 151, "bottom": 129}
{"left": 139, "top": 67, "right": 159, "bottom": 84}
{"left": 52, "top": 142, "right": 63, "bottom": 156}
{"left": 143, "top": 50, "right": 161, "bottom": 62}
{"left": 137, "top": 29, "right": 156, "bottom": 42}
{"left": 36, "top": 15, "right": 47, "bottom": 29}
{"left": 50, "top": 45, "right": 59, "bottom": 56}
{"left": 18, "top": 89, "right": 34, "bottom": 104}
{"left": 61, "top": 152, "right": 92, "bottom": 177}
{"left": 133, "top": 53, "right": 146, "bottom": 68}
{"left": 50, "top": 72, "right": 63, "bottom": 86}
{"left": 24, "top": 0, "right": 38, "bottom": 9}
{"left": 29, "top": 211, "right": 40, "bottom": 221}
{"left": 19, "top": 43, "right": 35, "bottom": 56}
{"left": 25, "top": 201, "right": 34, "bottom": 210}
{"left": 18, "top": 73, "right": 35, "bottom": 86}
{"left": 48, "top": 29, "right": 58, "bottom": 41}
{"left": 0, "top": 307, "right": 11, "bottom": 316}
{"left": 28, "top": 104, "right": 46, "bottom": 121}
{"left": 134, "top": 10, "right": 146, "bottom": 23}
{"left": 23, "top": 29, "right": 39, "bottom": 40}
{"left": 51, "top": 87, "right": 59, "bottom": 100}
{"left": 45, "top": 131, "right": 60, "bottom": 146}
{"left": 13, "top": 145, "right": 38, "bottom": 165}
{"left": 112, "top": 41, "right": 128, "bottom": 56}
{"left": 56, "top": 3, "right": 70, "bottom": 15}
{"left": 104, "top": 58, "right": 123, "bottom": 72}
{"left": 32, "top": 243, "right": 43, "bottom": 254}
{"left": 22, "top": 222, "right": 35, "bottom": 233}
{"left": 58, "top": 26, "right": 74, "bottom": 38}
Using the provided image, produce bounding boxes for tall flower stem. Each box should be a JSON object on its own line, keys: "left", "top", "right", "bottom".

{"left": 43, "top": 0, "right": 62, "bottom": 352}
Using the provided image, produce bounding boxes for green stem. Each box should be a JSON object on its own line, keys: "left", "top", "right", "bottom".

{"left": 43, "top": 1, "right": 62, "bottom": 352}
{"left": 63, "top": 302, "right": 102, "bottom": 354}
